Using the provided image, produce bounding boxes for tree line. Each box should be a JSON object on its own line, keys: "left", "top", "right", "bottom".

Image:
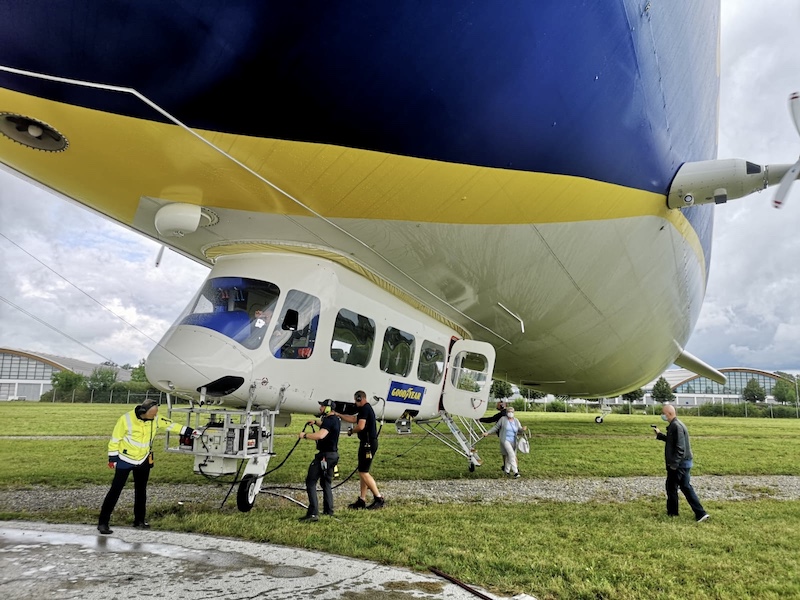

{"left": 43, "top": 359, "right": 161, "bottom": 403}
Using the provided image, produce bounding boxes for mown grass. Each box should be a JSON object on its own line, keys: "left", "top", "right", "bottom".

{"left": 3, "top": 402, "right": 800, "bottom": 598}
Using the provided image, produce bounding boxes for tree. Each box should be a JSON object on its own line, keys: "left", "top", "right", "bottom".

{"left": 651, "top": 377, "right": 675, "bottom": 403}
{"left": 456, "top": 372, "right": 480, "bottom": 392}
{"left": 772, "top": 378, "right": 796, "bottom": 404}
{"left": 742, "top": 378, "right": 766, "bottom": 403}
{"left": 130, "top": 359, "right": 149, "bottom": 383}
{"left": 490, "top": 380, "right": 513, "bottom": 400}
{"left": 51, "top": 370, "right": 86, "bottom": 393}
{"left": 86, "top": 367, "right": 118, "bottom": 392}
{"left": 519, "top": 386, "right": 545, "bottom": 400}
{"left": 622, "top": 388, "right": 644, "bottom": 403}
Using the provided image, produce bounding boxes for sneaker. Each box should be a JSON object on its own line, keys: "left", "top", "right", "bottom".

{"left": 697, "top": 513, "right": 710, "bottom": 523}
{"left": 513, "top": 472, "right": 520, "bottom": 479}
{"left": 298, "top": 514, "right": 319, "bottom": 522}
{"left": 97, "top": 524, "right": 113, "bottom": 535}
{"left": 133, "top": 521, "right": 150, "bottom": 530}
{"left": 348, "top": 497, "right": 367, "bottom": 510}
{"left": 323, "top": 510, "right": 335, "bottom": 517}
{"left": 366, "top": 496, "right": 385, "bottom": 510}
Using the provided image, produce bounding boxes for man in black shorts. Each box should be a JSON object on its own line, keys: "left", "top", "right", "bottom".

{"left": 334, "top": 390, "right": 385, "bottom": 510}
{"left": 297, "top": 399, "right": 340, "bottom": 521}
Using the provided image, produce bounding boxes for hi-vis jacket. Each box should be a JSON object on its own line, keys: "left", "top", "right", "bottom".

{"left": 107, "top": 410, "right": 191, "bottom": 466}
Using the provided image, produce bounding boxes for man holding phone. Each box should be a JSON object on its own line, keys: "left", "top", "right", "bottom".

{"left": 652, "top": 403, "right": 709, "bottom": 522}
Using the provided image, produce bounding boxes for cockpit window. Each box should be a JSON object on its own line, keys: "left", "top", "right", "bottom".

{"left": 179, "top": 277, "right": 280, "bottom": 348}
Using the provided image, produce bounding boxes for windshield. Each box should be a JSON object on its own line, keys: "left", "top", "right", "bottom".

{"left": 179, "top": 277, "right": 280, "bottom": 348}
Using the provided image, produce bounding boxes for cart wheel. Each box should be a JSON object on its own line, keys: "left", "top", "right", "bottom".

{"left": 595, "top": 416, "right": 604, "bottom": 423}
{"left": 469, "top": 463, "right": 475, "bottom": 472}
{"left": 237, "top": 474, "right": 258, "bottom": 512}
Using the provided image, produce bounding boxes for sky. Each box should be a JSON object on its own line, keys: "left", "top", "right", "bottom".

{"left": 1, "top": 1, "right": 800, "bottom": 373}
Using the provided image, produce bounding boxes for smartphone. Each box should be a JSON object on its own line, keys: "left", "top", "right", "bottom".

{"left": 650, "top": 425, "right": 658, "bottom": 430}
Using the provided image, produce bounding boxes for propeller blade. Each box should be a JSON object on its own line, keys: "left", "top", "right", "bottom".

{"left": 772, "top": 158, "right": 800, "bottom": 208}
{"left": 791, "top": 92, "right": 800, "bottom": 137}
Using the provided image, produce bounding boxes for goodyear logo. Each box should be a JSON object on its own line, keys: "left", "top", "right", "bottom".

{"left": 387, "top": 381, "right": 425, "bottom": 405}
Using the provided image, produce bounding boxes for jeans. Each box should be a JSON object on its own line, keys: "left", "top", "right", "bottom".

{"left": 305, "top": 451, "right": 339, "bottom": 516}
{"left": 665, "top": 466, "right": 706, "bottom": 519}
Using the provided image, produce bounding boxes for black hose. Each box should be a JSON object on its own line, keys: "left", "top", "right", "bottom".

{"left": 429, "top": 567, "right": 495, "bottom": 600}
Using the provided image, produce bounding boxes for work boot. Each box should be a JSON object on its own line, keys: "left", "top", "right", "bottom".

{"left": 366, "top": 496, "right": 385, "bottom": 510}
{"left": 97, "top": 524, "right": 113, "bottom": 535}
{"left": 298, "top": 514, "right": 319, "bottom": 522}
{"left": 348, "top": 497, "right": 366, "bottom": 510}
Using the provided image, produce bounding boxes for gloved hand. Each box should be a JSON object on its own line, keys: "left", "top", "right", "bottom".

{"left": 191, "top": 429, "right": 202, "bottom": 438}
{"left": 107, "top": 461, "right": 116, "bottom": 469}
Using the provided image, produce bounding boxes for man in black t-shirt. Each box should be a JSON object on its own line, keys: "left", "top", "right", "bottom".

{"left": 479, "top": 400, "right": 507, "bottom": 425}
{"left": 334, "top": 390, "right": 385, "bottom": 510}
{"left": 297, "top": 399, "right": 340, "bottom": 521}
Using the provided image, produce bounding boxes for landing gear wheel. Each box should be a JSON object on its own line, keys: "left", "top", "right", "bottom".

{"left": 595, "top": 416, "right": 604, "bottom": 423}
{"left": 237, "top": 474, "right": 258, "bottom": 512}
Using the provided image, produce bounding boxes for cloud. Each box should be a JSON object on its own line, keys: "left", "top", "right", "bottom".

{"left": 0, "top": 176, "right": 208, "bottom": 366}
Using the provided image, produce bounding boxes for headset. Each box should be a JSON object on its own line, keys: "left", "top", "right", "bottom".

{"left": 135, "top": 400, "right": 159, "bottom": 419}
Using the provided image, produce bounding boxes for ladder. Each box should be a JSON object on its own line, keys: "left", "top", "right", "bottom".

{"left": 415, "top": 410, "right": 486, "bottom": 471}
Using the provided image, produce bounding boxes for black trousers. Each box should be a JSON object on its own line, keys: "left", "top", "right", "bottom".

{"left": 99, "top": 462, "right": 151, "bottom": 525}
{"left": 305, "top": 451, "right": 339, "bottom": 516}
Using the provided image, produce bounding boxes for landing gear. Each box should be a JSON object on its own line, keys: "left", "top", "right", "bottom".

{"left": 595, "top": 403, "right": 611, "bottom": 423}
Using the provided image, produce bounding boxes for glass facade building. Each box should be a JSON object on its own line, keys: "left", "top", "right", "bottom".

{"left": 671, "top": 368, "right": 785, "bottom": 396}
{"left": 0, "top": 350, "right": 58, "bottom": 400}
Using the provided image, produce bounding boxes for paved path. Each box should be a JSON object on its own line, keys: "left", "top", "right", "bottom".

{"left": 1, "top": 521, "right": 526, "bottom": 600}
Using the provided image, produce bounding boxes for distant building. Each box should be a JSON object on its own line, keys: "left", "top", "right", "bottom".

{"left": 643, "top": 367, "right": 791, "bottom": 406}
{"left": 0, "top": 348, "right": 131, "bottom": 401}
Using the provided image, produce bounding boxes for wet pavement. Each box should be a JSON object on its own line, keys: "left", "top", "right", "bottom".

{"left": 0, "top": 521, "right": 528, "bottom": 600}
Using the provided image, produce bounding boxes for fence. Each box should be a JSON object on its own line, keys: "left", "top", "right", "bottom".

{"left": 505, "top": 394, "right": 800, "bottom": 418}
{"left": 46, "top": 388, "right": 167, "bottom": 405}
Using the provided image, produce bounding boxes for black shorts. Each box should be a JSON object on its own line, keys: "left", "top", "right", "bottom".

{"left": 357, "top": 440, "right": 378, "bottom": 473}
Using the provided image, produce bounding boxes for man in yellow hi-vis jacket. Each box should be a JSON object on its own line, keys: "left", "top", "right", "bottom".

{"left": 97, "top": 399, "right": 197, "bottom": 534}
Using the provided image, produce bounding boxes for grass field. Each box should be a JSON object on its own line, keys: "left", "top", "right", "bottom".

{"left": 2, "top": 402, "right": 800, "bottom": 599}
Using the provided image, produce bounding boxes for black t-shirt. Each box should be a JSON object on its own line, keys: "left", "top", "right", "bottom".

{"left": 357, "top": 402, "right": 377, "bottom": 444}
{"left": 479, "top": 408, "right": 507, "bottom": 424}
{"left": 316, "top": 414, "right": 340, "bottom": 453}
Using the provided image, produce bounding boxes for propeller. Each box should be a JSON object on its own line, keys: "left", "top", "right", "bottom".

{"left": 772, "top": 91, "right": 800, "bottom": 208}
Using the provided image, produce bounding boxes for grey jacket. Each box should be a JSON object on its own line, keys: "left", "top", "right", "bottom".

{"left": 485, "top": 415, "right": 523, "bottom": 450}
